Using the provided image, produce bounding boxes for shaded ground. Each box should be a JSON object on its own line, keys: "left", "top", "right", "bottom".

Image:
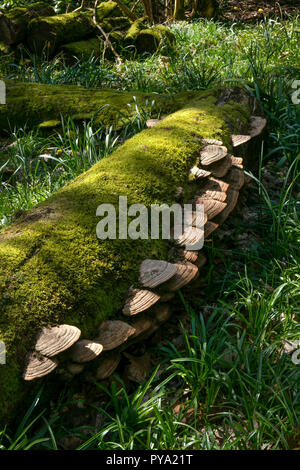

{"left": 222, "top": 0, "right": 300, "bottom": 22}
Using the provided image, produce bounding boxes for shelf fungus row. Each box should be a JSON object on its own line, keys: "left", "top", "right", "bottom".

{"left": 22, "top": 114, "right": 265, "bottom": 385}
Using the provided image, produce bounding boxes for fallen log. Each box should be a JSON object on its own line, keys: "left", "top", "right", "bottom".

{"left": 26, "top": 1, "right": 135, "bottom": 55}
{"left": 0, "top": 85, "right": 265, "bottom": 425}
{"left": 0, "top": 81, "right": 199, "bottom": 133}
{"left": 27, "top": 10, "right": 97, "bottom": 55}
{"left": 0, "top": 2, "right": 55, "bottom": 45}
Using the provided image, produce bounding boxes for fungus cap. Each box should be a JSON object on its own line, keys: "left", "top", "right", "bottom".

{"left": 189, "top": 166, "right": 211, "bottom": 179}
{"left": 194, "top": 198, "right": 227, "bottom": 220}
{"left": 34, "top": 324, "right": 81, "bottom": 357}
{"left": 95, "top": 352, "right": 121, "bottom": 380}
{"left": 230, "top": 156, "right": 243, "bottom": 169}
{"left": 231, "top": 134, "right": 251, "bottom": 147}
{"left": 202, "top": 138, "right": 223, "bottom": 146}
{"left": 172, "top": 225, "right": 204, "bottom": 249}
{"left": 224, "top": 167, "right": 245, "bottom": 190}
{"left": 123, "top": 288, "right": 160, "bottom": 316}
{"left": 178, "top": 249, "right": 199, "bottom": 263}
{"left": 206, "top": 154, "right": 232, "bottom": 178}
{"left": 162, "top": 262, "right": 198, "bottom": 292}
{"left": 23, "top": 352, "right": 58, "bottom": 381}
{"left": 204, "top": 221, "right": 219, "bottom": 238}
{"left": 249, "top": 116, "right": 267, "bottom": 137}
{"left": 214, "top": 188, "right": 239, "bottom": 225}
{"left": 96, "top": 320, "right": 136, "bottom": 350}
{"left": 129, "top": 314, "right": 155, "bottom": 339}
{"left": 200, "top": 145, "right": 227, "bottom": 166}
{"left": 69, "top": 339, "right": 103, "bottom": 363}
{"left": 139, "top": 259, "right": 177, "bottom": 288}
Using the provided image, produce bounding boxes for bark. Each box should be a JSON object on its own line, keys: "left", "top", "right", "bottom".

{"left": 0, "top": 84, "right": 260, "bottom": 425}
{"left": 0, "top": 2, "right": 56, "bottom": 45}
{"left": 173, "top": 0, "right": 185, "bottom": 19}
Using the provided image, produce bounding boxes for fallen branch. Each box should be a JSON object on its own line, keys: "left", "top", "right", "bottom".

{"left": 92, "top": 0, "right": 122, "bottom": 64}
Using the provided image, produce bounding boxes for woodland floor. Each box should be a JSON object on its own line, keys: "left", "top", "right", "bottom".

{"left": 221, "top": 0, "right": 300, "bottom": 22}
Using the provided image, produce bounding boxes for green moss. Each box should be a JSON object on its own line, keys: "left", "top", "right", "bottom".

{"left": 27, "top": 11, "right": 96, "bottom": 54}
{"left": 0, "top": 2, "right": 55, "bottom": 45}
{"left": 61, "top": 38, "right": 104, "bottom": 62}
{"left": 5, "top": 2, "right": 55, "bottom": 21}
{"left": 95, "top": 1, "right": 122, "bottom": 21}
{"left": 125, "top": 22, "right": 175, "bottom": 53}
{"left": 0, "top": 41, "right": 11, "bottom": 55}
{"left": 125, "top": 17, "right": 148, "bottom": 43}
{"left": 0, "top": 82, "right": 200, "bottom": 133}
{"left": 135, "top": 26, "right": 176, "bottom": 53}
{"left": 0, "top": 86, "right": 253, "bottom": 425}
{"left": 101, "top": 16, "right": 130, "bottom": 33}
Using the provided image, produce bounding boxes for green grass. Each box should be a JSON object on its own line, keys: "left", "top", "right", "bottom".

{"left": 0, "top": 16, "right": 299, "bottom": 450}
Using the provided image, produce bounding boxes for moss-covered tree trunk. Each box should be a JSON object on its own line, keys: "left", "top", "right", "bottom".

{"left": 0, "top": 2, "right": 55, "bottom": 45}
{"left": 0, "top": 82, "right": 196, "bottom": 133}
{"left": 0, "top": 84, "right": 257, "bottom": 425}
{"left": 27, "top": 10, "right": 97, "bottom": 54}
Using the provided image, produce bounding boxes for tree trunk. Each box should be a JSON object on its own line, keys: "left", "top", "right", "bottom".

{"left": 0, "top": 81, "right": 190, "bottom": 133}
{"left": 0, "top": 1, "right": 55, "bottom": 45}
{"left": 0, "top": 84, "right": 260, "bottom": 425}
{"left": 173, "top": 0, "right": 185, "bottom": 19}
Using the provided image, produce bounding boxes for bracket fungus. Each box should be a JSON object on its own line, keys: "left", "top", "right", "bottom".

{"left": 200, "top": 145, "right": 228, "bottom": 166}
{"left": 206, "top": 154, "right": 232, "bottom": 178}
{"left": 123, "top": 288, "right": 161, "bottom": 316}
{"left": 123, "top": 352, "right": 152, "bottom": 384}
{"left": 128, "top": 314, "right": 155, "bottom": 340}
{"left": 139, "top": 259, "right": 177, "bottom": 289}
{"left": 34, "top": 324, "right": 81, "bottom": 357}
{"left": 189, "top": 166, "right": 211, "bottom": 179}
{"left": 230, "top": 156, "right": 243, "bottom": 169}
{"left": 224, "top": 167, "right": 245, "bottom": 191}
{"left": 161, "top": 262, "right": 198, "bottom": 292}
{"left": 23, "top": 353, "right": 58, "bottom": 381}
{"left": 214, "top": 188, "right": 240, "bottom": 225}
{"left": 194, "top": 197, "right": 227, "bottom": 220}
{"left": 178, "top": 249, "right": 199, "bottom": 263}
{"left": 68, "top": 339, "right": 103, "bottom": 363}
{"left": 172, "top": 224, "right": 204, "bottom": 249}
{"left": 250, "top": 116, "right": 267, "bottom": 137}
{"left": 231, "top": 134, "right": 251, "bottom": 147}
{"left": 196, "top": 177, "right": 229, "bottom": 202}
{"left": 95, "top": 320, "right": 135, "bottom": 350}
{"left": 94, "top": 352, "right": 121, "bottom": 380}
{"left": 202, "top": 138, "right": 223, "bottom": 146}
{"left": 204, "top": 221, "right": 219, "bottom": 238}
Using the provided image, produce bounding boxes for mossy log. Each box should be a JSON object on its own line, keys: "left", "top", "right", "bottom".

{"left": 61, "top": 31, "right": 125, "bottom": 63}
{"left": 125, "top": 20, "right": 175, "bottom": 53}
{"left": 0, "top": 2, "right": 55, "bottom": 45}
{"left": 0, "top": 85, "right": 261, "bottom": 425}
{"left": 61, "top": 38, "right": 105, "bottom": 62}
{"left": 27, "top": 2, "right": 130, "bottom": 55}
{"left": 0, "top": 82, "right": 199, "bottom": 134}
{"left": 27, "top": 11, "right": 97, "bottom": 55}
{"left": 135, "top": 26, "right": 175, "bottom": 53}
